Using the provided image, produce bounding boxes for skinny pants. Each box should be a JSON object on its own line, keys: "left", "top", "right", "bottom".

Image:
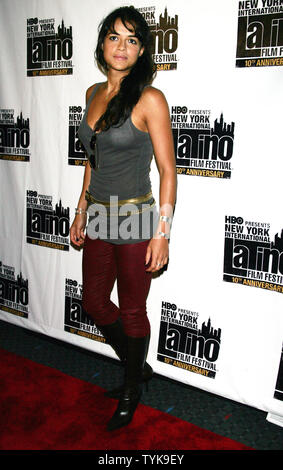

{"left": 82, "top": 235, "right": 152, "bottom": 337}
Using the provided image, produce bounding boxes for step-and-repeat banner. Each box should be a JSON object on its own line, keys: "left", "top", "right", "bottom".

{"left": 1, "top": 0, "right": 283, "bottom": 426}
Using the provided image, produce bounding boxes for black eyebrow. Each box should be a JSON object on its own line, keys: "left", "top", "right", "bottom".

{"left": 108, "top": 31, "right": 137, "bottom": 38}
{"left": 107, "top": 25, "right": 137, "bottom": 37}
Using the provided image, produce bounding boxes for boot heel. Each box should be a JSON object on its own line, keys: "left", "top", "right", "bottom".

{"left": 106, "top": 362, "right": 153, "bottom": 399}
{"left": 107, "top": 386, "right": 142, "bottom": 432}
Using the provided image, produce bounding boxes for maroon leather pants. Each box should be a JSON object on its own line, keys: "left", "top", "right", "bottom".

{"left": 82, "top": 235, "right": 152, "bottom": 337}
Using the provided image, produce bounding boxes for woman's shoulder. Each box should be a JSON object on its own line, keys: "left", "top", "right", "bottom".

{"left": 85, "top": 84, "right": 96, "bottom": 101}
{"left": 85, "top": 82, "right": 106, "bottom": 102}
{"left": 139, "top": 86, "right": 168, "bottom": 113}
{"left": 141, "top": 85, "right": 166, "bottom": 101}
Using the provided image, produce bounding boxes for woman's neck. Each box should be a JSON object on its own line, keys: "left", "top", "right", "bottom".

{"left": 105, "top": 69, "right": 129, "bottom": 97}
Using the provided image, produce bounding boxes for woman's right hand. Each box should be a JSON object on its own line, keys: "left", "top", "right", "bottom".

{"left": 70, "top": 214, "right": 87, "bottom": 246}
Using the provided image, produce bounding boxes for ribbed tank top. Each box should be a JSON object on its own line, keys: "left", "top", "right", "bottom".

{"left": 77, "top": 83, "right": 158, "bottom": 244}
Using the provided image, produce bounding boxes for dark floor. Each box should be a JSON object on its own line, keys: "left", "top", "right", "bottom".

{"left": 0, "top": 319, "right": 282, "bottom": 451}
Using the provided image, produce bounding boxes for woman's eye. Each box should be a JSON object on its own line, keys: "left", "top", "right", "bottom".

{"left": 107, "top": 35, "right": 138, "bottom": 45}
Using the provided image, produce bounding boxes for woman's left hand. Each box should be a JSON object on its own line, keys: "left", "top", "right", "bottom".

{"left": 145, "top": 237, "right": 169, "bottom": 272}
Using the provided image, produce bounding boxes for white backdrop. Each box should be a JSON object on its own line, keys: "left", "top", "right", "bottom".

{"left": 1, "top": 0, "right": 283, "bottom": 427}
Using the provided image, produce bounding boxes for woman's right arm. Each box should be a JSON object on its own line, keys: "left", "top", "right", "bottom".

{"left": 69, "top": 160, "right": 91, "bottom": 247}
{"left": 70, "top": 85, "right": 95, "bottom": 246}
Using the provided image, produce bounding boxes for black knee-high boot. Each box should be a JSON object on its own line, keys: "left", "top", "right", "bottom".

{"left": 107, "top": 334, "right": 150, "bottom": 432}
{"left": 96, "top": 317, "right": 126, "bottom": 361}
{"left": 96, "top": 318, "right": 153, "bottom": 398}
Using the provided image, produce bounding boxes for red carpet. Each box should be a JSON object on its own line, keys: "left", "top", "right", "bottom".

{"left": 0, "top": 348, "right": 253, "bottom": 451}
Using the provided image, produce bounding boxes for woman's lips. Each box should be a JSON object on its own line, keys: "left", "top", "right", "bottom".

{"left": 114, "top": 55, "right": 127, "bottom": 60}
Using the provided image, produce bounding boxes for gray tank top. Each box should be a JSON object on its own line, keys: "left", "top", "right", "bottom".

{"left": 78, "top": 83, "right": 158, "bottom": 244}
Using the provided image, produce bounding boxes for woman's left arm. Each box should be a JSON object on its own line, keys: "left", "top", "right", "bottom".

{"left": 143, "top": 88, "right": 177, "bottom": 272}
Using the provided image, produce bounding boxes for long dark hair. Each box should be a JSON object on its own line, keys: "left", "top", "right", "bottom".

{"left": 94, "top": 6, "right": 156, "bottom": 131}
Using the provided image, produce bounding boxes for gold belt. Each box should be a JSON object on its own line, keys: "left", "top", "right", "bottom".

{"left": 85, "top": 190, "right": 153, "bottom": 207}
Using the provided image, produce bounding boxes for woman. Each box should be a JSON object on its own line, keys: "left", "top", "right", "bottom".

{"left": 70, "top": 6, "right": 176, "bottom": 431}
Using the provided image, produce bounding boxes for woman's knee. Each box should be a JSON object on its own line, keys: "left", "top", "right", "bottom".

{"left": 82, "top": 297, "right": 119, "bottom": 325}
{"left": 120, "top": 307, "right": 150, "bottom": 337}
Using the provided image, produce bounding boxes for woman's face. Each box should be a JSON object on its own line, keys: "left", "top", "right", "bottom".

{"left": 102, "top": 18, "right": 144, "bottom": 73}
